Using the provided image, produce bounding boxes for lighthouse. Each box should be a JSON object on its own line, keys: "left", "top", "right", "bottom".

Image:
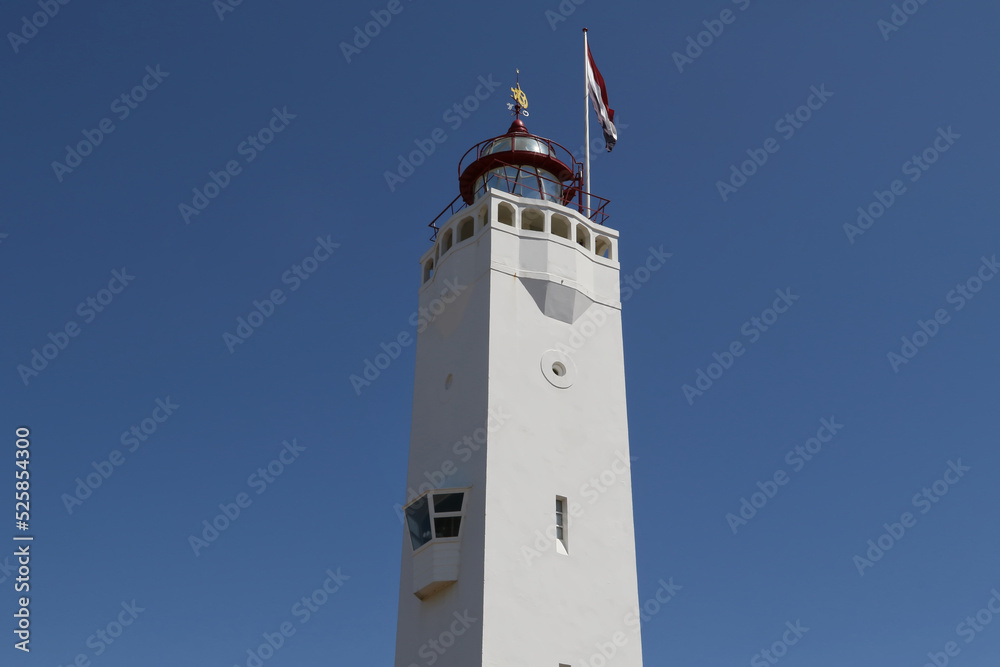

{"left": 393, "top": 79, "right": 643, "bottom": 667}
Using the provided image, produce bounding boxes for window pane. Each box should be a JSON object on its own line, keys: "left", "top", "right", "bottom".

{"left": 434, "top": 516, "right": 462, "bottom": 538}
{"left": 434, "top": 493, "right": 465, "bottom": 514}
{"left": 434, "top": 492, "right": 464, "bottom": 513}
{"left": 405, "top": 496, "right": 432, "bottom": 550}
{"left": 556, "top": 526, "right": 564, "bottom": 539}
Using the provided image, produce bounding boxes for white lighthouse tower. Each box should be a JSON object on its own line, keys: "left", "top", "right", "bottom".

{"left": 393, "top": 85, "right": 643, "bottom": 667}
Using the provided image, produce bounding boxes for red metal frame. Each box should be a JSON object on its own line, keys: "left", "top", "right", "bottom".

{"left": 426, "top": 119, "right": 611, "bottom": 240}
{"left": 427, "top": 160, "right": 610, "bottom": 240}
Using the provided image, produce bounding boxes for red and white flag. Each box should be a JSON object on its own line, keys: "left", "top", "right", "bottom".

{"left": 586, "top": 41, "right": 617, "bottom": 151}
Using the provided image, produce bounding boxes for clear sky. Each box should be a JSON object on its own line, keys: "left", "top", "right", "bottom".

{"left": 2, "top": 0, "right": 999, "bottom": 665}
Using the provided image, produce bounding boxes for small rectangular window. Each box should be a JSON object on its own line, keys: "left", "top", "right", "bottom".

{"left": 556, "top": 496, "right": 568, "bottom": 554}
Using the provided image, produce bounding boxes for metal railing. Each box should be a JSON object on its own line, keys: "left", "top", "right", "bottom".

{"left": 427, "top": 163, "right": 610, "bottom": 240}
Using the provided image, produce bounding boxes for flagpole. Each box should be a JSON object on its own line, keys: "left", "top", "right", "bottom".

{"left": 583, "top": 27, "right": 591, "bottom": 216}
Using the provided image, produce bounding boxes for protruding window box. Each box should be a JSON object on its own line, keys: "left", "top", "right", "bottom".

{"left": 412, "top": 540, "right": 461, "bottom": 600}
{"left": 404, "top": 490, "right": 467, "bottom": 600}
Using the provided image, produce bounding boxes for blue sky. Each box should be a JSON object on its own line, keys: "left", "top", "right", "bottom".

{"left": 2, "top": 0, "right": 999, "bottom": 665}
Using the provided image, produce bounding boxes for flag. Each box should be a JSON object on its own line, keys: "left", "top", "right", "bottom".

{"left": 585, "top": 41, "right": 617, "bottom": 151}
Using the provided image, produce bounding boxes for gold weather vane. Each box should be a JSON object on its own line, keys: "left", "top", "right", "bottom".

{"left": 507, "top": 69, "right": 529, "bottom": 117}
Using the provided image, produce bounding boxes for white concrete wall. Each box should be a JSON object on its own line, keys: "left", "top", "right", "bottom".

{"left": 395, "top": 192, "right": 642, "bottom": 667}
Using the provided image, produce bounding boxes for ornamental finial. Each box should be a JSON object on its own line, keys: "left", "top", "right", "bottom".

{"left": 507, "top": 69, "right": 529, "bottom": 118}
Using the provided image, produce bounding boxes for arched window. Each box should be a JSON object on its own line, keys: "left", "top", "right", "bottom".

{"left": 522, "top": 208, "right": 545, "bottom": 232}
{"left": 441, "top": 228, "right": 453, "bottom": 254}
{"left": 498, "top": 202, "right": 515, "bottom": 226}
{"left": 423, "top": 258, "right": 434, "bottom": 283}
{"left": 595, "top": 235, "right": 612, "bottom": 259}
{"left": 551, "top": 214, "right": 571, "bottom": 240}
{"left": 458, "top": 217, "right": 474, "bottom": 242}
{"left": 576, "top": 224, "right": 591, "bottom": 251}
